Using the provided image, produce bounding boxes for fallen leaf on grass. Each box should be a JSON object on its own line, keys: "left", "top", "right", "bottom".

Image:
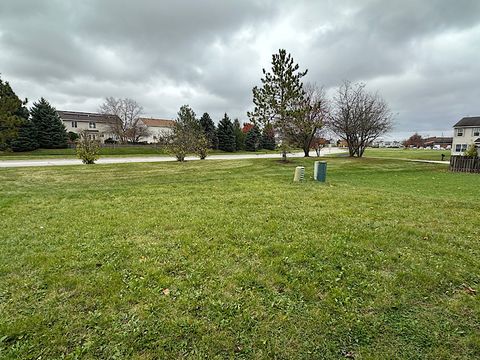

{"left": 162, "top": 288, "right": 170, "bottom": 296}
{"left": 463, "top": 284, "right": 476, "bottom": 296}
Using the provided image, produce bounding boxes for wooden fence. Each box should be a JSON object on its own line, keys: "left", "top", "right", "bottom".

{"left": 449, "top": 156, "right": 480, "bottom": 173}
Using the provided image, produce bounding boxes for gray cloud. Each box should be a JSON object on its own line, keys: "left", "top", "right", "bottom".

{"left": 1, "top": 0, "right": 479, "bottom": 137}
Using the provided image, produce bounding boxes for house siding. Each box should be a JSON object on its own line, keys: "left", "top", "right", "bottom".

{"left": 451, "top": 126, "right": 480, "bottom": 155}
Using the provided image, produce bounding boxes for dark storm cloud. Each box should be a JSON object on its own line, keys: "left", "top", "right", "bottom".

{"left": 1, "top": 0, "right": 479, "bottom": 137}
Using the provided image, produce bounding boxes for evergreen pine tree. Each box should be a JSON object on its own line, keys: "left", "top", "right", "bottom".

{"left": 217, "top": 113, "right": 236, "bottom": 152}
{"left": 199, "top": 112, "right": 218, "bottom": 149}
{"left": 245, "top": 126, "right": 262, "bottom": 151}
{"left": 10, "top": 119, "right": 39, "bottom": 151}
{"left": 233, "top": 118, "right": 245, "bottom": 151}
{"left": 0, "top": 77, "right": 29, "bottom": 150}
{"left": 261, "top": 123, "right": 276, "bottom": 150}
{"left": 31, "top": 98, "right": 68, "bottom": 148}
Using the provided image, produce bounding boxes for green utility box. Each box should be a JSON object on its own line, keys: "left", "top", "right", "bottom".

{"left": 314, "top": 161, "right": 327, "bottom": 182}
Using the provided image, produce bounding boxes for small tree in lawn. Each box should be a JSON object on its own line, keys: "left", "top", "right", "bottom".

{"left": 217, "top": 113, "right": 236, "bottom": 152}
{"left": 76, "top": 130, "right": 100, "bottom": 164}
{"left": 248, "top": 49, "right": 307, "bottom": 161}
{"left": 165, "top": 105, "right": 205, "bottom": 161}
{"left": 245, "top": 125, "right": 262, "bottom": 151}
{"left": 31, "top": 98, "right": 68, "bottom": 148}
{"left": 261, "top": 123, "right": 276, "bottom": 150}
{"left": 464, "top": 143, "right": 478, "bottom": 158}
{"left": 233, "top": 118, "right": 245, "bottom": 151}
{"left": 285, "top": 83, "right": 328, "bottom": 157}
{"left": 329, "top": 81, "right": 393, "bottom": 157}
{"left": 199, "top": 112, "right": 218, "bottom": 149}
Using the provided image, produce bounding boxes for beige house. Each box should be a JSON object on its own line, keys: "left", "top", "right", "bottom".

{"left": 451, "top": 117, "right": 480, "bottom": 155}
{"left": 138, "top": 118, "right": 175, "bottom": 143}
{"left": 57, "top": 110, "right": 121, "bottom": 143}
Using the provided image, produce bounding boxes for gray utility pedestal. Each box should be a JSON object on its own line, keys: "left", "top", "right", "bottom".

{"left": 314, "top": 161, "right": 327, "bottom": 182}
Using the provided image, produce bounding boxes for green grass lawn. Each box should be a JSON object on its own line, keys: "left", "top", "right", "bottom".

{"left": 363, "top": 148, "right": 451, "bottom": 161}
{"left": 0, "top": 147, "right": 281, "bottom": 160}
{"left": 1, "top": 158, "right": 479, "bottom": 359}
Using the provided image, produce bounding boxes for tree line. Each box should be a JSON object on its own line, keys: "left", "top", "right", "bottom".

{"left": 248, "top": 49, "right": 394, "bottom": 159}
{"left": 160, "top": 105, "right": 276, "bottom": 161}
{"left": 2, "top": 48, "right": 394, "bottom": 158}
{"left": 0, "top": 78, "right": 68, "bottom": 151}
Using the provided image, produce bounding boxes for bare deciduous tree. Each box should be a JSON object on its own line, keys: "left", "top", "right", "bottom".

{"left": 99, "top": 97, "right": 149, "bottom": 143}
{"left": 284, "top": 83, "right": 329, "bottom": 157}
{"left": 329, "top": 81, "right": 393, "bottom": 157}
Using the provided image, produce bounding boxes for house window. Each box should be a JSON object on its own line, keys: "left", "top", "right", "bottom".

{"left": 89, "top": 122, "right": 96, "bottom": 129}
{"left": 71, "top": 121, "right": 77, "bottom": 128}
{"left": 456, "top": 144, "right": 468, "bottom": 152}
{"left": 455, "top": 128, "right": 463, "bottom": 136}
{"left": 473, "top": 128, "right": 480, "bottom": 136}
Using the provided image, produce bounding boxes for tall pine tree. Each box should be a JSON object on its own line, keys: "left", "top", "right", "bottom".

{"left": 217, "top": 113, "right": 236, "bottom": 152}
{"left": 233, "top": 118, "right": 245, "bottom": 151}
{"left": 0, "top": 77, "right": 29, "bottom": 150}
{"left": 199, "top": 112, "right": 218, "bottom": 149}
{"left": 31, "top": 98, "right": 68, "bottom": 148}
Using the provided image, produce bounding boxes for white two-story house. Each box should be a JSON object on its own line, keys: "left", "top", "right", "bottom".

{"left": 451, "top": 116, "right": 480, "bottom": 155}
{"left": 138, "top": 118, "right": 175, "bottom": 143}
{"left": 57, "top": 110, "right": 121, "bottom": 143}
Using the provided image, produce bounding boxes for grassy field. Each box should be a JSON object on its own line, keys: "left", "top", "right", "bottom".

{"left": 1, "top": 158, "right": 479, "bottom": 359}
{"left": 0, "top": 147, "right": 281, "bottom": 160}
{"left": 363, "top": 148, "right": 451, "bottom": 161}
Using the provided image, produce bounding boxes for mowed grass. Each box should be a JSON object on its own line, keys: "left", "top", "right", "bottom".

{"left": 0, "top": 158, "right": 479, "bottom": 359}
{"left": 363, "top": 148, "right": 451, "bottom": 161}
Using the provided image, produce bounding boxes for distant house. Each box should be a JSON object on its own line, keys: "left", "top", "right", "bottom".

{"left": 57, "top": 110, "right": 121, "bottom": 143}
{"left": 371, "top": 139, "right": 402, "bottom": 148}
{"left": 452, "top": 117, "right": 480, "bottom": 155}
{"left": 138, "top": 118, "right": 175, "bottom": 143}
{"left": 423, "top": 136, "right": 452, "bottom": 149}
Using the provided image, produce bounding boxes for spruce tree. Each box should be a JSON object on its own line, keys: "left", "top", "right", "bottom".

{"left": 245, "top": 126, "right": 262, "bottom": 151}
{"left": 0, "top": 77, "right": 29, "bottom": 150}
{"left": 233, "top": 118, "right": 245, "bottom": 151}
{"left": 31, "top": 98, "right": 68, "bottom": 148}
{"left": 261, "top": 123, "right": 276, "bottom": 150}
{"left": 10, "top": 119, "right": 39, "bottom": 152}
{"left": 217, "top": 113, "right": 236, "bottom": 152}
{"left": 199, "top": 112, "right": 218, "bottom": 149}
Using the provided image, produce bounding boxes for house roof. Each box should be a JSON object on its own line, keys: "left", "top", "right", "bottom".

{"left": 424, "top": 137, "right": 453, "bottom": 145}
{"left": 139, "top": 118, "right": 175, "bottom": 128}
{"left": 453, "top": 116, "right": 480, "bottom": 127}
{"left": 57, "top": 110, "right": 121, "bottom": 124}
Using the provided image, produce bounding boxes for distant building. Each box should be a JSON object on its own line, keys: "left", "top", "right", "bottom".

{"left": 452, "top": 117, "right": 480, "bottom": 155}
{"left": 423, "top": 136, "right": 452, "bottom": 149}
{"left": 138, "top": 118, "right": 175, "bottom": 143}
{"left": 57, "top": 110, "right": 120, "bottom": 143}
{"left": 371, "top": 139, "right": 402, "bottom": 148}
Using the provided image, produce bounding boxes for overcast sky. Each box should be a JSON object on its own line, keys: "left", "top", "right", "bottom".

{"left": 1, "top": 0, "right": 479, "bottom": 139}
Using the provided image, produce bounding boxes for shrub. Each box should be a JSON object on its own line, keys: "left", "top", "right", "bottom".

{"left": 76, "top": 131, "right": 100, "bottom": 164}
{"left": 464, "top": 143, "right": 478, "bottom": 157}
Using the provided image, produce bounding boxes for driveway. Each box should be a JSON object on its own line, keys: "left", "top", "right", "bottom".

{"left": 0, "top": 148, "right": 347, "bottom": 168}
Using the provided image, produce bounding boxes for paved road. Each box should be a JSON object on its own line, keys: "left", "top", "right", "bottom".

{"left": 0, "top": 148, "right": 346, "bottom": 168}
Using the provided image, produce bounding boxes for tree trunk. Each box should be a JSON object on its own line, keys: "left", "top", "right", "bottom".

{"left": 282, "top": 150, "right": 287, "bottom": 162}
{"left": 303, "top": 147, "right": 310, "bottom": 157}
